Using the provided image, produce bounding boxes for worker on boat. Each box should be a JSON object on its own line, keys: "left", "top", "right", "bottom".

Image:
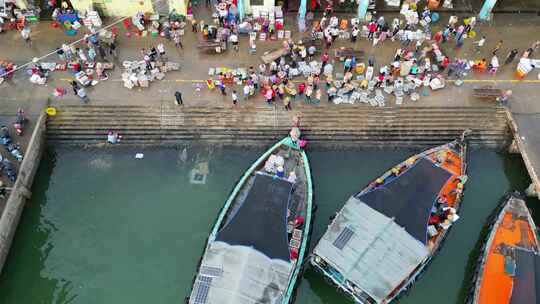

{"left": 288, "top": 171, "right": 297, "bottom": 183}
{"left": 290, "top": 127, "right": 301, "bottom": 143}
{"left": 294, "top": 215, "right": 305, "bottom": 228}
{"left": 375, "top": 177, "right": 384, "bottom": 187}
{"left": 277, "top": 166, "right": 285, "bottom": 178}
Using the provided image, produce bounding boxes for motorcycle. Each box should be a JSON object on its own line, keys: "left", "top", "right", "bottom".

{"left": 0, "top": 156, "right": 16, "bottom": 182}
{"left": 13, "top": 108, "right": 27, "bottom": 136}
{"left": 7, "top": 142, "right": 23, "bottom": 162}
{"left": 0, "top": 126, "right": 23, "bottom": 162}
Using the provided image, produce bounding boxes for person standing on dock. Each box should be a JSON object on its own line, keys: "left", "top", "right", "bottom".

{"left": 218, "top": 82, "right": 226, "bottom": 96}
{"left": 231, "top": 90, "right": 238, "bottom": 106}
{"left": 473, "top": 36, "right": 486, "bottom": 53}
{"left": 504, "top": 49, "right": 519, "bottom": 65}
{"left": 497, "top": 90, "right": 512, "bottom": 107}
{"left": 492, "top": 40, "right": 503, "bottom": 55}
{"left": 174, "top": 91, "right": 183, "bottom": 105}
{"left": 20, "top": 26, "right": 31, "bottom": 44}
{"left": 173, "top": 30, "right": 183, "bottom": 49}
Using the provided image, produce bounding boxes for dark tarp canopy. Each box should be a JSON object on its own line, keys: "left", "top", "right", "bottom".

{"left": 510, "top": 248, "right": 540, "bottom": 304}
{"left": 216, "top": 173, "right": 293, "bottom": 261}
{"left": 357, "top": 158, "right": 452, "bottom": 244}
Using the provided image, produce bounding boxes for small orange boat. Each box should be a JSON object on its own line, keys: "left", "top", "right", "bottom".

{"left": 468, "top": 193, "right": 540, "bottom": 304}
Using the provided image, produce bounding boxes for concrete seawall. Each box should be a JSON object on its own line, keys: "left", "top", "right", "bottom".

{"left": 0, "top": 113, "right": 47, "bottom": 275}
{"left": 46, "top": 105, "right": 511, "bottom": 148}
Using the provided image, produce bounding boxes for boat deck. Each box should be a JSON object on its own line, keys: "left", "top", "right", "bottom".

{"left": 477, "top": 197, "right": 539, "bottom": 304}
{"left": 311, "top": 140, "right": 466, "bottom": 304}
{"left": 221, "top": 144, "right": 307, "bottom": 235}
{"left": 188, "top": 140, "right": 310, "bottom": 304}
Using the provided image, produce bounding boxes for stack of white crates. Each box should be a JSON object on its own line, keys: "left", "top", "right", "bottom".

{"left": 87, "top": 10, "right": 102, "bottom": 28}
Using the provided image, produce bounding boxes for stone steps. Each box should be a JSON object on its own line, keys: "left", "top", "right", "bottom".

{"left": 46, "top": 105, "right": 510, "bottom": 147}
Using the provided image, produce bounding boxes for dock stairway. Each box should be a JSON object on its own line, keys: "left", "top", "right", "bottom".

{"left": 46, "top": 105, "right": 510, "bottom": 147}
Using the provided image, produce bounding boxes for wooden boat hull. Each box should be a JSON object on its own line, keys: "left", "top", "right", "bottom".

{"left": 187, "top": 137, "right": 313, "bottom": 304}
{"left": 311, "top": 136, "right": 468, "bottom": 304}
{"left": 467, "top": 193, "right": 540, "bottom": 304}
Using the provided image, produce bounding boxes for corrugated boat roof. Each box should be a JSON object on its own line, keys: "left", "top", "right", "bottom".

{"left": 313, "top": 197, "right": 429, "bottom": 303}
{"left": 313, "top": 158, "right": 454, "bottom": 302}
{"left": 189, "top": 173, "right": 295, "bottom": 304}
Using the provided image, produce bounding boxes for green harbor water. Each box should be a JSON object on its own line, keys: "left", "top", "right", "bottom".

{"left": 0, "top": 146, "right": 535, "bottom": 304}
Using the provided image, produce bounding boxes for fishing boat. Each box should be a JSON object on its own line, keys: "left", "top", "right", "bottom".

{"left": 310, "top": 136, "right": 468, "bottom": 304}
{"left": 187, "top": 136, "right": 313, "bottom": 304}
{"left": 467, "top": 193, "right": 540, "bottom": 304}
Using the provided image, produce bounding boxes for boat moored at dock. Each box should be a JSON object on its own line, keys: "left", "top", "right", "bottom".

{"left": 187, "top": 136, "right": 313, "bottom": 304}
{"left": 310, "top": 135, "right": 468, "bottom": 304}
{"left": 467, "top": 193, "right": 540, "bottom": 304}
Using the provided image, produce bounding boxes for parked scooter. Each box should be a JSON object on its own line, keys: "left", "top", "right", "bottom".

{"left": 0, "top": 126, "right": 23, "bottom": 162}
{"left": 0, "top": 155, "right": 17, "bottom": 182}
{"left": 13, "top": 108, "right": 27, "bottom": 136}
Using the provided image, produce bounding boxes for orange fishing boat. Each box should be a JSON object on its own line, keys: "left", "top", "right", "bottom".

{"left": 468, "top": 193, "right": 540, "bottom": 304}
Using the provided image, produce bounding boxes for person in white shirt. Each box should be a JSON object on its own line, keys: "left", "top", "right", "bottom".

{"left": 229, "top": 33, "right": 239, "bottom": 51}
{"left": 258, "top": 63, "right": 266, "bottom": 75}
{"left": 231, "top": 90, "right": 238, "bottom": 105}
{"left": 156, "top": 43, "right": 166, "bottom": 61}
{"left": 21, "top": 27, "right": 31, "bottom": 44}
{"left": 299, "top": 47, "right": 307, "bottom": 61}
{"left": 308, "top": 45, "right": 316, "bottom": 61}
{"left": 243, "top": 84, "right": 250, "bottom": 100}
{"left": 77, "top": 48, "right": 88, "bottom": 63}
{"left": 351, "top": 26, "right": 360, "bottom": 43}
{"left": 489, "top": 55, "right": 499, "bottom": 75}
{"left": 473, "top": 36, "right": 486, "bottom": 53}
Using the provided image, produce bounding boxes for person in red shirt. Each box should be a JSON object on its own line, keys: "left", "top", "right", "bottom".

{"left": 368, "top": 22, "right": 377, "bottom": 40}
{"left": 72, "top": 61, "right": 81, "bottom": 72}
{"left": 324, "top": 3, "right": 333, "bottom": 15}
{"left": 298, "top": 82, "right": 306, "bottom": 95}
{"left": 290, "top": 247, "right": 299, "bottom": 260}
{"left": 375, "top": 73, "right": 385, "bottom": 87}
{"left": 441, "top": 56, "right": 450, "bottom": 70}
{"left": 321, "top": 52, "right": 329, "bottom": 66}
{"left": 295, "top": 215, "right": 305, "bottom": 227}
{"left": 433, "top": 31, "right": 443, "bottom": 44}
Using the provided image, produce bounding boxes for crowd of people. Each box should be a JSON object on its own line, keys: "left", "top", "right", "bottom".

{"left": 4, "top": 1, "right": 540, "bottom": 109}
{"left": 199, "top": 3, "right": 540, "bottom": 108}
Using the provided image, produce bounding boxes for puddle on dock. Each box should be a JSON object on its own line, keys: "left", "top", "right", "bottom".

{"left": 0, "top": 146, "right": 534, "bottom": 304}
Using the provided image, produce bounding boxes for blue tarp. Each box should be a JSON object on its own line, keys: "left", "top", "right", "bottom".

{"left": 479, "top": 0, "right": 497, "bottom": 20}
{"left": 57, "top": 13, "right": 79, "bottom": 25}
{"left": 238, "top": 0, "right": 244, "bottom": 21}
{"left": 299, "top": 0, "right": 307, "bottom": 19}
{"left": 357, "top": 0, "right": 369, "bottom": 20}
{"left": 216, "top": 173, "right": 293, "bottom": 261}
{"left": 356, "top": 158, "right": 452, "bottom": 244}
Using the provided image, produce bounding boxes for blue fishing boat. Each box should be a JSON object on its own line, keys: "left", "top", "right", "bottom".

{"left": 311, "top": 136, "right": 468, "bottom": 304}
{"left": 187, "top": 136, "right": 313, "bottom": 304}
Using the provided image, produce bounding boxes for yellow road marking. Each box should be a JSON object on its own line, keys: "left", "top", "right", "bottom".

{"left": 176, "top": 79, "right": 206, "bottom": 83}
